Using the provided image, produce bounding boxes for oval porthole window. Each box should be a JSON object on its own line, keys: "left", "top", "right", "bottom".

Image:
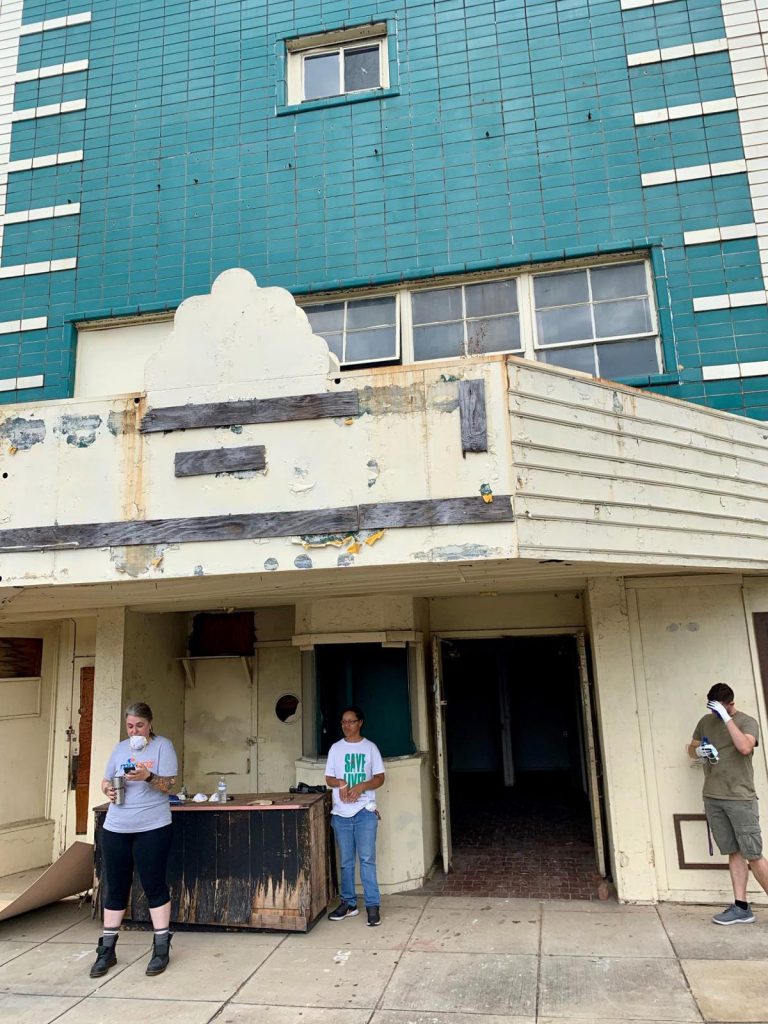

{"left": 275, "top": 693, "right": 300, "bottom": 723}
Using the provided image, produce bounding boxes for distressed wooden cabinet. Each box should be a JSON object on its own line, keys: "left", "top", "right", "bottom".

{"left": 93, "top": 793, "right": 335, "bottom": 931}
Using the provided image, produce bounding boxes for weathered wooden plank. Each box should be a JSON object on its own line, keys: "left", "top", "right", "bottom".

{"left": 174, "top": 445, "right": 266, "bottom": 478}
{"left": 0, "top": 496, "right": 513, "bottom": 553}
{"left": 358, "top": 495, "right": 514, "bottom": 529}
{"left": 458, "top": 379, "right": 488, "bottom": 453}
{"left": 141, "top": 392, "right": 359, "bottom": 433}
{"left": 0, "top": 507, "right": 359, "bottom": 552}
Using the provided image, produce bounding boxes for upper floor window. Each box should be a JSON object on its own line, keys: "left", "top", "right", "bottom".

{"left": 300, "top": 258, "right": 662, "bottom": 381}
{"left": 287, "top": 24, "right": 389, "bottom": 104}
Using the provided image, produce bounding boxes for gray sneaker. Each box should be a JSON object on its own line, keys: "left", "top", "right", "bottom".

{"left": 712, "top": 903, "right": 755, "bottom": 925}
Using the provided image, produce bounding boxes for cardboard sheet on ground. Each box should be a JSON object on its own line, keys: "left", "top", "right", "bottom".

{"left": 0, "top": 841, "right": 93, "bottom": 921}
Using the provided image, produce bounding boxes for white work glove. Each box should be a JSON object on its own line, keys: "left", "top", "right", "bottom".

{"left": 695, "top": 742, "right": 718, "bottom": 760}
{"left": 707, "top": 700, "right": 731, "bottom": 723}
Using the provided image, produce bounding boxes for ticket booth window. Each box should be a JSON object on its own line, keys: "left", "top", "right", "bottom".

{"left": 313, "top": 643, "right": 415, "bottom": 758}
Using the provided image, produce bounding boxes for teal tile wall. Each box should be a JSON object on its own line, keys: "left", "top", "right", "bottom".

{"left": 1, "top": 0, "right": 767, "bottom": 420}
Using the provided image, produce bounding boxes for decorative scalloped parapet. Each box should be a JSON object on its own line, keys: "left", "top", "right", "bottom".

{"left": 144, "top": 268, "right": 339, "bottom": 404}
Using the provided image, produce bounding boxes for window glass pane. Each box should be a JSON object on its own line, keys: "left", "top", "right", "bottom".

{"left": 536, "top": 305, "right": 593, "bottom": 345}
{"left": 304, "top": 302, "right": 344, "bottom": 334}
{"left": 323, "top": 334, "right": 343, "bottom": 361}
{"left": 344, "top": 45, "right": 380, "bottom": 92}
{"left": 304, "top": 52, "right": 340, "bottom": 99}
{"left": 596, "top": 338, "right": 660, "bottom": 378}
{"left": 533, "top": 270, "right": 589, "bottom": 308}
{"left": 591, "top": 262, "right": 647, "bottom": 301}
{"left": 465, "top": 279, "right": 518, "bottom": 317}
{"left": 594, "top": 298, "right": 652, "bottom": 338}
{"left": 412, "top": 287, "right": 463, "bottom": 325}
{"left": 345, "top": 327, "right": 397, "bottom": 363}
{"left": 467, "top": 315, "right": 521, "bottom": 353}
{"left": 315, "top": 643, "right": 414, "bottom": 758}
{"left": 413, "top": 323, "right": 465, "bottom": 360}
{"left": 538, "top": 344, "right": 596, "bottom": 375}
{"left": 346, "top": 296, "right": 396, "bottom": 329}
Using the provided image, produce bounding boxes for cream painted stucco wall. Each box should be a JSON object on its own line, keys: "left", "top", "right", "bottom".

{"left": 627, "top": 578, "right": 768, "bottom": 903}
{"left": 75, "top": 319, "right": 173, "bottom": 399}
{"left": 428, "top": 591, "right": 585, "bottom": 632}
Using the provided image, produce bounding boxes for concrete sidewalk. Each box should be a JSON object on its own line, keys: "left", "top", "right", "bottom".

{"left": 1, "top": 895, "right": 768, "bottom": 1024}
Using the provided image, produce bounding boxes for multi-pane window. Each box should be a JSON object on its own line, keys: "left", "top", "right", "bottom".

{"left": 533, "top": 263, "right": 659, "bottom": 378}
{"left": 287, "top": 25, "right": 388, "bottom": 104}
{"left": 300, "top": 258, "right": 661, "bottom": 381}
{"left": 304, "top": 296, "right": 398, "bottom": 365}
{"left": 411, "top": 280, "right": 521, "bottom": 360}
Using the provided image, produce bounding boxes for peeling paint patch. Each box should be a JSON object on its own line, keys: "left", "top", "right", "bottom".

{"left": 107, "top": 410, "right": 131, "bottom": 436}
{"left": 431, "top": 395, "right": 459, "bottom": 413}
{"left": 215, "top": 469, "right": 263, "bottom": 479}
{"left": 359, "top": 384, "right": 426, "bottom": 417}
{"left": 295, "top": 533, "right": 349, "bottom": 549}
{"left": 337, "top": 553, "right": 355, "bottom": 567}
{"left": 0, "top": 416, "right": 45, "bottom": 451}
{"left": 230, "top": 424, "right": 243, "bottom": 434}
{"left": 194, "top": 565, "right": 204, "bottom": 576}
{"left": 60, "top": 414, "right": 102, "bottom": 447}
{"left": 264, "top": 557, "right": 279, "bottom": 571}
{"left": 110, "top": 544, "right": 166, "bottom": 577}
{"left": 439, "top": 374, "right": 459, "bottom": 383}
{"left": 367, "top": 458, "right": 379, "bottom": 488}
{"left": 413, "top": 543, "right": 499, "bottom": 562}
{"left": 365, "top": 529, "right": 386, "bottom": 546}
{"left": 294, "top": 554, "right": 313, "bottom": 569}
{"left": 480, "top": 483, "right": 493, "bottom": 503}
{"left": 612, "top": 391, "right": 624, "bottom": 415}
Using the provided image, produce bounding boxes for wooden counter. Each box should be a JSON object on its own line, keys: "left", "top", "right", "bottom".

{"left": 93, "top": 792, "right": 335, "bottom": 931}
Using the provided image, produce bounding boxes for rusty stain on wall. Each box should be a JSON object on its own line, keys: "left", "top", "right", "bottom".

{"left": 0, "top": 416, "right": 45, "bottom": 451}
{"left": 107, "top": 410, "right": 131, "bottom": 436}
{"left": 59, "top": 414, "right": 103, "bottom": 447}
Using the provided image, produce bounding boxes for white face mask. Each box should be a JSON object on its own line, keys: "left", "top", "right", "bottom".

{"left": 129, "top": 734, "right": 148, "bottom": 752}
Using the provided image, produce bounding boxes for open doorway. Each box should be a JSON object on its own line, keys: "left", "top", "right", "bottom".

{"left": 428, "top": 635, "right": 608, "bottom": 899}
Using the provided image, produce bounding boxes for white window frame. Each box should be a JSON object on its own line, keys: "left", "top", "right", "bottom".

{"left": 286, "top": 23, "right": 389, "bottom": 105}
{"left": 299, "top": 256, "right": 662, "bottom": 377}
{"left": 303, "top": 293, "right": 401, "bottom": 367}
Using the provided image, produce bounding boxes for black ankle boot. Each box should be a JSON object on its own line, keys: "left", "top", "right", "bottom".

{"left": 89, "top": 934, "right": 118, "bottom": 978}
{"left": 145, "top": 932, "right": 172, "bottom": 976}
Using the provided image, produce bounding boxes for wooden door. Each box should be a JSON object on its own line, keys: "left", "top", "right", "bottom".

{"left": 75, "top": 667, "right": 94, "bottom": 834}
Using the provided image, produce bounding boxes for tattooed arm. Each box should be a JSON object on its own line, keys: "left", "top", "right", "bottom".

{"left": 146, "top": 773, "right": 177, "bottom": 794}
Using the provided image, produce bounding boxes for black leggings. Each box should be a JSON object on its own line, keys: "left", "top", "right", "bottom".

{"left": 102, "top": 824, "right": 173, "bottom": 910}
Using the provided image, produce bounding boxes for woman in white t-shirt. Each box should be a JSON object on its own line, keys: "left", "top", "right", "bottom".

{"left": 90, "top": 702, "right": 178, "bottom": 980}
{"left": 324, "top": 705, "right": 386, "bottom": 927}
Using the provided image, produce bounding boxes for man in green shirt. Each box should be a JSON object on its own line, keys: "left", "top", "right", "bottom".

{"left": 689, "top": 683, "right": 768, "bottom": 925}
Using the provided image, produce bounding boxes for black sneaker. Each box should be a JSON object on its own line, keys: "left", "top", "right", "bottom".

{"left": 366, "top": 906, "right": 381, "bottom": 927}
{"left": 328, "top": 901, "right": 359, "bottom": 921}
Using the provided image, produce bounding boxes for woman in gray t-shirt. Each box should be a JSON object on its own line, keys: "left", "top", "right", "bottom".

{"left": 89, "top": 702, "right": 178, "bottom": 980}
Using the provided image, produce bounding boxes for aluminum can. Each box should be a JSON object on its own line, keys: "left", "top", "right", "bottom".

{"left": 111, "top": 774, "right": 126, "bottom": 806}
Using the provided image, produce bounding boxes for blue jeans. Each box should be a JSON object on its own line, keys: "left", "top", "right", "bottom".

{"left": 331, "top": 808, "right": 380, "bottom": 907}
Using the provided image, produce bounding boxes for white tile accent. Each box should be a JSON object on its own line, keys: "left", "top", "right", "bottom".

{"left": 641, "top": 159, "right": 748, "bottom": 186}
{"left": 693, "top": 289, "right": 767, "bottom": 311}
{"left": 722, "top": 0, "right": 768, "bottom": 296}
{"left": 0, "top": 317, "right": 47, "bottom": 335}
{"left": 0, "top": 257, "right": 77, "bottom": 278}
{"left": 702, "top": 362, "right": 741, "bottom": 380}
{"left": 684, "top": 223, "right": 757, "bottom": 244}
{"left": 11, "top": 98, "right": 87, "bottom": 121}
{"left": 1, "top": 203, "right": 80, "bottom": 225}
{"left": 703, "top": 359, "right": 768, "bottom": 381}
{"left": 0, "top": 374, "right": 45, "bottom": 392}
{"left": 14, "top": 60, "right": 88, "bottom": 83}
{"left": 634, "top": 98, "right": 738, "bottom": 125}
{"left": 6, "top": 150, "right": 84, "bottom": 173}
{"left": 621, "top": 0, "right": 679, "bottom": 8}
{"left": 19, "top": 12, "right": 91, "bottom": 34}
{"left": 627, "top": 38, "right": 729, "bottom": 66}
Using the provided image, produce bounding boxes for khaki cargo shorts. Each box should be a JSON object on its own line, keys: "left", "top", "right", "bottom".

{"left": 704, "top": 797, "right": 763, "bottom": 860}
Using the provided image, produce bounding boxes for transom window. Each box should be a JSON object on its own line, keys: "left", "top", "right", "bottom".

{"left": 287, "top": 24, "right": 388, "bottom": 104}
{"left": 300, "top": 258, "right": 661, "bottom": 380}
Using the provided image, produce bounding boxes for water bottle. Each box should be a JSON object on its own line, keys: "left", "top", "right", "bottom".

{"left": 217, "top": 777, "right": 228, "bottom": 804}
{"left": 701, "top": 737, "right": 719, "bottom": 764}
